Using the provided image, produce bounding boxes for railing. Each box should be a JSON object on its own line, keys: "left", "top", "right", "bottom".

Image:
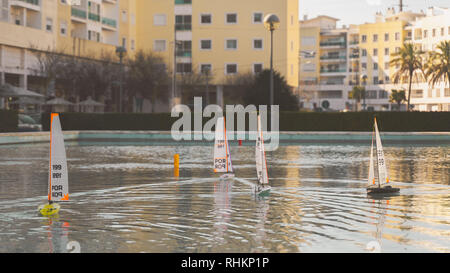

{"left": 71, "top": 7, "right": 87, "bottom": 19}
{"left": 88, "top": 13, "right": 100, "bottom": 22}
{"left": 320, "top": 55, "right": 346, "bottom": 60}
{"left": 320, "top": 41, "right": 346, "bottom": 47}
{"left": 175, "top": 0, "right": 191, "bottom": 4}
{"left": 349, "top": 40, "right": 359, "bottom": 45}
{"left": 176, "top": 51, "right": 192, "bottom": 57}
{"left": 349, "top": 54, "right": 359, "bottom": 59}
{"left": 15, "top": 0, "right": 39, "bottom": 5}
{"left": 102, "top": 17, "right": 117, "bottom": 28}
{"left": 320, "top": 69, "right": 346, "bottom": 73}
{"left": 175, "top": 24, "right": 191, "bottom": 31}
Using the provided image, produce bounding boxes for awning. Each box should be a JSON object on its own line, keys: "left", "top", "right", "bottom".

{"left": 78, "top": 97, "right": 105, "bottom": 106}
{"left": 46, "top": 98, "right": 74, "bottom": 105}
{"left": 0, "top": 83, "right": 45, "bottom": 98}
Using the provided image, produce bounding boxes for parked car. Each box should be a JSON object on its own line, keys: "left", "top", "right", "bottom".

{"left": 18, "top": 114, "right": 42, "bottom": 132}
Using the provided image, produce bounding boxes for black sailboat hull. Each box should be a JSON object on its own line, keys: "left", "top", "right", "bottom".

{"left": 367, "top": 185, "right": 400, "bottom": 195}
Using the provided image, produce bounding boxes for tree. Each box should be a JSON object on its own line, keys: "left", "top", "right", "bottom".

{"left": 29, "top": 45, "right": 66, "bottom": 97}
{"left": 349, "top": 86, "right": 365, "bottom": 111}
{"left": 241, "top": 69, "right": 299, "bottom": 111}
{"left": 424, "top": 40, "right": 450, "bottom": 89}
{"left": 389, "top": 89, "right": 406, "bottom": 111}
{"left": 126, "top": 50, "right": 169, "bottom": 112}
{"left": 390, "top": 43, "right": 425, "bottom": 111}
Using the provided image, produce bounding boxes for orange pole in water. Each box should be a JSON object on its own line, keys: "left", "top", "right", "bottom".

{"left": 174, "top": 154, "right": 180, "bottom": 177}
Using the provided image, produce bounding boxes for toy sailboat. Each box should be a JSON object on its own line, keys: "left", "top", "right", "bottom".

{"left": 214, "top": 117, "right": 235, "bottom": 179}
{"left": 255, "top": 115, "right": 271, "bottom": 196}
{"left": 367, "top": 117, "right": 399, "bottom": 195}
{"left": 38, "top": 113, "right": 69, "bottom": 216}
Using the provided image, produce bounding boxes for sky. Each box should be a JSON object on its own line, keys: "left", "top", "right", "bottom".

{"left": 299, "top": 0, "right": 449, "bottom": 27}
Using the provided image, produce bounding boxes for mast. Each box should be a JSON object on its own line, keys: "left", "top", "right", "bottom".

{"left": 374, "top": 118, "right": 381, "bottom": 188}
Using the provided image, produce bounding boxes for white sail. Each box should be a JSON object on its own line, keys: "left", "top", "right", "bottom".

{"left": 368, "top": 129, "right": 376, "bottom": 186}
{"left": 49, "top": 113, "right": 69, "bottom": 202}
{"left": 214, "top": 117, "right": 232, "bottom": 173}
{"left": 374, "top": 118, "right": 389, "bottom": 185}
{"left": 255, "top": 115, "right": 269, "bottom": 185}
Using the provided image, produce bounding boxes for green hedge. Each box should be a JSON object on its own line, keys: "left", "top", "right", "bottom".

{"left": 0, "top": 110, "right": 18, "bottom": 132}
{"left": 41, "top": 112, "right": 450, "bottom": 132}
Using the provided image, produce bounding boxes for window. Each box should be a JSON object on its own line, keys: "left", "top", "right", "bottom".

{"left": 436, "top": 89, "right": 440, "bottom": 97}
{"left": 361, "top": 35, "right": 367, "bottom": 43}
{"left": 253, "top": 63, "right": 263, "bottom": 74}
{"left": 319, "top": 91, "right": 342, "bottom": 99}
{"left": 46, "top": 18, "right": 53, "bottom": 32}
{"left": 441, "top": 28, "right": 445, "bottom": 36}
{"left": 384, "top": 48, "right": 389, "bottom": 56}
{"left": 253, "top": 39, "right": 263, "bottom": 50}
{"left": 176, "top": 15, "right": 191, "bottom": 30}
{"left": 366, "top": 90, "right": 377, "bottom": 99}
{"left": 384, "top": 76, "right": 390, "bottom": 83}
{"left": 226, "top": 13, "right": 237, "bottom": 24}
{"left": 131, "top": 39, "right": 135, "bottom": 50}
{"left": 361, "top": 63, "right": 367, "bottom": 70}
{"left": 373, "top": 63, "right": 378, "bottom": 70}
{"left": 176, "top": 63, "right": 192, "bottom": 74}
{"left": 122, "top": 37, "right": 126, "bottom": 48}
{"left": 424, "top": 30, "right": 428, "bottom": 38}
{"left": 154, "top": 14, "right": 167, "bottom": 26}
{"left": 384, "top": 62, "right": 389, "bottom": 70}
{"left": 411, "top": 89, "right": 423, "bottom": 98}
{"left": 225, "top": 39, "right": 237, "bottom": 50}
{"left": 395, "top": 32, "right": 400, "bottom": 40}
{"left": 373, "top": 34, "right": 378, "bottom": 42}
{"left": 175, "top": 0, "right": 191, "bottom": 4}
{"left": 432, "top": 29, "right": 436, "bottom": 37}
{"left": 225, "top": 64, "right": 237, "bottom": 74}
{"left": 384, "top": 33, "right": 389, "bottom": 41}
{"left": 373, "top": 48, "right": 378, "bottom": 56}
{"left": 373, "top": 76, "right": 379, "bottom": 84}
{"left": 153, "top": 40, "right": 166, "bottom": 51}
{"left": 395, "top": 47, "right": 400, "bottom": 53}
{"left": 176, "top": 41, "right": 192, "bottom": 57}
{"left": 301, "top": 37, "right": 316, "bottom": 46}
{"left": 60, "top": 21, "right": 67, "bottom": 36}
{"left": 200, "top": 14, "right": 211, "bottom": 24}
{"left": 445, "top": 88, "right": 450, "bottom": 97}
{"left": 200, "top": 39, "right": 212, "bottom": 50}
{"left": 361, "top": 49, "right": 367, "bottom": 57}
{"left": 253, "top": 12, "right": 263, "bottom": 23}
{"left": 200, "top": 64, "right": 212, "bottom": 74}
{"left": 302, "top": 63, "right": 316, "bottom": 72}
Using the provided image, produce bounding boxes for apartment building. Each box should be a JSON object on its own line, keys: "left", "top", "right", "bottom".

{"left": 299, "top": 16, "right": 359, "bottom": 110}
{"left": 300, "top": 7, "right": 450, "bottom": 112}
{"left": 137, "top": 0, "right": 299, "bottom": 89}
{"left": 405, "top": 7, "right": 450, "bottom": 111}
{"left": 0, "top": 0, "right": 136, "bottom": 96}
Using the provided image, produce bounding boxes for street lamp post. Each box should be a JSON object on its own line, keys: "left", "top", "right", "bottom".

{"left": 116, "top": 46, "right": 127, "bottom": 113}
{"left": 264, "top": 14, "right": 280, "bottom": 107}
{"left": 203, "top": 66, "right": 210, "bottom": 106}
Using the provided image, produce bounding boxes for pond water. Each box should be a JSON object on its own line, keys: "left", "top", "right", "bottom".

{"left": 0, "top": 140, "right": 448, "bottom": 253}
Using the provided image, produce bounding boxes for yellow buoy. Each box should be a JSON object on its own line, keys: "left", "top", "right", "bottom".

{"left": 38, "top": 203, "right": 61, "bottom": 217}
{"left": 174, "top": 154, "right": 180, "bottom": 177}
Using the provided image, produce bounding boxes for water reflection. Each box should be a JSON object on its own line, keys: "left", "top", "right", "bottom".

{"left": 0, "top": 142, "right": 448, "bottom": 253}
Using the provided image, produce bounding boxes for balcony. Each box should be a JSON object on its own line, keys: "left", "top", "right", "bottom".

{"left": 10, "top": 0, "right": 40, "bottom": 11}
{"left": 176, "top": 51, "right": 192, "bottom": 57}
{"left": 88, "top": 13, "right": 100, "bottom": 22}
{"left": 320, "top": 68, "right": 347, "bottom": 75}
{"left": 320, "top": 39, "right": 346, "bottom": 48}
{"left": 71, "top": 7, "right": 87, "bottom": 20}
{"left": 175, "top": 0, "right": 191, "bottom": 4}
{"left": 320, "top": 55, "right": 346, "bottom": 62}
{"left": 102, "top": 17, "right": 117, "bottom": 29}
{"left": 349, "top": 40, "right": 359, "bottom": 45}
{"left": 175, "top": 24, "right": 191, "bottom": 31}
{"left": 349, "top": 54, "right": 359, "bottom": 59}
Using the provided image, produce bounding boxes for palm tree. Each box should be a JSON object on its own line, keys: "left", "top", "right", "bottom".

{"left": 389, "top": 89, "right": 406, "bottom": 111}
{"left": 390, "top": 43, "right": 424, "bottom": 111}
{"left": 349, "top": 86, "right": 365, "bottom": 111}
{"left": 424, "top": 40, "right": 450, "bottom": 89}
